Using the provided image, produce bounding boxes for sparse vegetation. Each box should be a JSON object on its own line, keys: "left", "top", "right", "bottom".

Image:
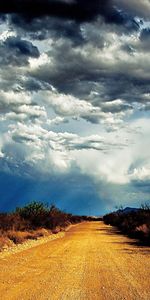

{"left": 0, "top": 201, "right": 92, "bottom": 251}
{"left": 103, "top": 204, "right": 150, "bottom": 245}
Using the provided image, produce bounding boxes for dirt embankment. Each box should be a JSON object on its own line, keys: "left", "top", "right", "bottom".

{"left": 0, "top": 222, "right": 150, "bottom": 300}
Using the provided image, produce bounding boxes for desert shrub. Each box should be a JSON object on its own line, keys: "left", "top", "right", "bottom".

{"left": 0, "top": 213, "right": 30, "bottom": 231}
{"left": 16, "top": 201, "right": 49, "bottom": 218}
{"left": 47, "top": 205, "right": 70, "bottom": 229}
{"left": 16, "top": 201, "right": 49, "bottom": 228}
{"left": 0, "top": 201, "right": 87, "bottom": 250}
{"left": 103, "top": 207, "right": 150, "bottom": 244}
{"left": 0, "top": 201, "right": 85, "bottom": 246}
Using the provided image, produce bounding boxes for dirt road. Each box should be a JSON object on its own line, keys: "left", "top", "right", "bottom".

{"left": 0, "top": 222, "right": 150, "bottom": 300}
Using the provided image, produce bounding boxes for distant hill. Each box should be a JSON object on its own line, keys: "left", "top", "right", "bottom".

{"left": 117, "top": 207, "right": 140, "bottom": 214}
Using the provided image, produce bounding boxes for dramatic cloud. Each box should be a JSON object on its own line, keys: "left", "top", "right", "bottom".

{"left": 0, "top": 0, "right": 137, "bottom": 25}
{"left": 4, "top": 36, "right": 40, "bottom": 57}
{"left": 0, "top": 0, "right": 106, "bottom": 21}
{"left": 0, "top": 91, "right": 47, "bottom": 122}
{"left": 114, "top": 0, "right": 150, "bottom": 19}
{"left": 0, "top": 1, "right": 149, "bottom": 213}
{"left": 0, "top": 36, "right": 40, "bottom": 67}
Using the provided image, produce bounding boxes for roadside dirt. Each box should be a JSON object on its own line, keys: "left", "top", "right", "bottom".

{"left": 0, "top": 232, "right": 65, "bottom": 259}
{"left": 0, "top": 222, "right": 149, "bottom": 300}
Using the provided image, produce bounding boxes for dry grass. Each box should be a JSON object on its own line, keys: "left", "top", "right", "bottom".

{"left": 136, "top": 224, "right": 150, "bottom": 238}
{"left": 0, "top": 202, "right": 86, "bottom": 251}
{"left": 0, "top": 228, "right": 51, "bottom": 250}
{"left": 6, "top": 231, "right": 33, "bottom": 244}
{"left": 0, "top": 236, "right": 14, "bottom": 250}
{"left": 29, "top": 228, "right": 51, "bottom": 239}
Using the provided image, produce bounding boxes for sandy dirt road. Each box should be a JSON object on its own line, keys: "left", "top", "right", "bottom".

{"left": 0, "top": 222, "right": 150, "bottom": 300}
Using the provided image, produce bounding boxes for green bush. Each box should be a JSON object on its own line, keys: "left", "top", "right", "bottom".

{"left": 16, "top": 201, "right": 49, "bottom": 228}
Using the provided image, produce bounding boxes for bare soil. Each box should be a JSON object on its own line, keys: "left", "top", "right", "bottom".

{"left": 0, "top": 222, "right": 149, "bottom": 300}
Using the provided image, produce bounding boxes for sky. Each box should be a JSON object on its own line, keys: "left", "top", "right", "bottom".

{"left": 0, "top": 0, "right": 150, "bottom": 215}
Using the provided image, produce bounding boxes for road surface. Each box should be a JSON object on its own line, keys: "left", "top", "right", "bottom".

{"left": 0, "top": 222, "right": 150, "bottom": 300}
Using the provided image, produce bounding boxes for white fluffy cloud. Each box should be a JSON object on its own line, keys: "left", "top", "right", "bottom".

{"left": 130, "top": 166, "right": 150, "bottom": 181}
{"left": 1, "top": 117, "right": 148, "bottom": 189}
{"left": 38, "top": 89, "right": 131, "bottom": 129}
{"left": 0, "top": 91, "right": 30, "bottom": 108}
{"left": 0, "top": 90, "right": 47, "bottom": 122}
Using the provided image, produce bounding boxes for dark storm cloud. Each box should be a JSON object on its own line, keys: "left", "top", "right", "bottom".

{"left": 28, "top": 35, "right": 150, "bottom": 108}
{"left": 0, "top": 0, "right": 110, "bottom": 22}
{"left": 0, "top": 36, "right": 40, "bottom": 66}
{"left": 9, "top": 14, "right": 84, "bottom": 43}
{"left": 140, "top": 28, "right": 150, "bottom": 41}
{"left": 4, "top": 36, "right": 40, "bottom": 57}
{"left": 24, "top": 78, "right": 52, "bottom": 92}
{"left": 0, "top": 170, "right": 104, "bottom": 215}
{"left": 0, "top": 0, "right": 139, "bottom": 37}
{"left": 0, "top": 14, "right": 6, "bottom": 23}
{"left": 139, "top": 28, "right": 150, "bottom": 51}
{"left": 0, "top": 1, "right": 147, "bottom": 114}
{"left": 103, "top": 9, "right": 139, "bottom": 31}
{"left": 101, "top": 101, "right": 133, "bottom": 113}
{"left": 0, "top": 0, "right": 115, "bottom": 23}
